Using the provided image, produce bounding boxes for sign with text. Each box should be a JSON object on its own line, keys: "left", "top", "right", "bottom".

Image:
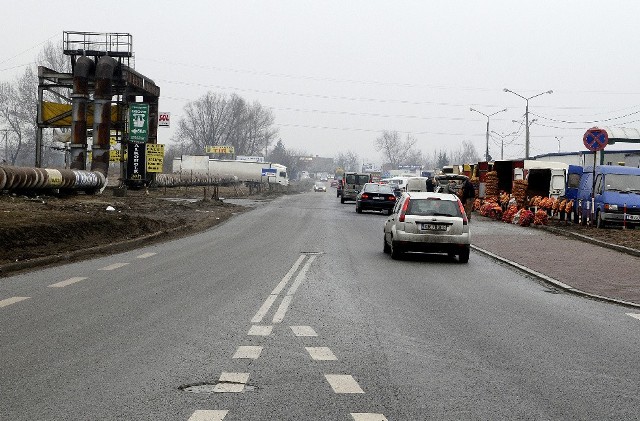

{"left": 128, "top": 103, "right": 149, "bottom": 143}
{"left": 158, "top": 112, "right": 170, "bottom": 127}
{"left": 205, "top": 145, "right": 235, "bottom": 154}
{"left": 261, "top": 168, "right": 277, "bottom": 177}
{"left": 146, "top": 143, "right": 164, "bottom": 173}
{"left": 127, "top": 142, "right": 146, "bottom": 180}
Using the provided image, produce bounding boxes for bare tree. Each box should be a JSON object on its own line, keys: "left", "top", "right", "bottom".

{"left": 375, "top": 130, "right": 419, "bottom": 169}
{"left": 450, "top": 140, "right": 480, "bottom": 164}
{"left": 0, "top": 67, "right": 38, "bottom": 165}
{"left": 335, "top": 151, "right": 360, "bottom": 172}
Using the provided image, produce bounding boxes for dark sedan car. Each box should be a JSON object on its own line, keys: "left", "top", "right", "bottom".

{"left": 356, "top": 183, "right": 397, "bottom": 214}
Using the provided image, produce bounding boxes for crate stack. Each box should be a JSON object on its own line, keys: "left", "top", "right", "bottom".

{"left": 485, "top": 171, "right": 499, "bottom": 201}
{"left": 512, "top": 179, "right": 528, "bottom": 208}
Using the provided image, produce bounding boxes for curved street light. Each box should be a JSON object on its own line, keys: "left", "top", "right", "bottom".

{"left": 503, "top": 88, "right": 553, "bottom": 159}
{"left": 470, "top": 107, "right": 507, "bottom": 161}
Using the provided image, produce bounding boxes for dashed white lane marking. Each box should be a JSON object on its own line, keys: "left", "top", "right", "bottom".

{"left": 233, "top": 346, "right": 263, "bottom": 359}
{"left": 286, "top": 255, "right": 317, "bottom": 296}
{"left": 48, "top": 277, "right": 88, "bottom": 288}
{"left": 251, "top": 294, "right": 278, "bottom": 324}
{"left": 324, "top": 374, "right": 365, "bottom": 394}
{"left": 136, "top": 252, "right": 157, "bottom": 259}
{"left": 306, "top": 347, "right": 337, "bottom": 361}
{"left": 0, "top": 296, "right": 30, "bottom": 308}
{"left": 98, "top": 262, "right": 129, "bottom": 271}
{"left": 248, "top": 325, "right": 272, "bottom": 336}
{"left": 272, "top": 295, "right": 293, "bottom": 324}
{"left": 213, "top": 372, "right": 250, "bottom": 393}
{"left": 290, "top": 325, "right": 317, "bottom": 337}
{"left": 627, "top": 313, "right": 640, "bottom": 321}
{"left": 351, "top": 413, "right": 388, "bottom": 421}
{"left": 270, "top": 255, "right": 306, "bottom": 295}
{"left": 187, "top": 410, "right": 228, "bottom": 421}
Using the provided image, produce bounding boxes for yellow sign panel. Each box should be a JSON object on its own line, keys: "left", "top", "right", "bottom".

{"left": 205, "top": 145, "right": 235, "bottom": 154}
{"left": 41, "top": 102, "right": 120, "bottom": 127}
{"left": 146, "top": 143, "right": 164, "bottom": 173}
{"left": 110, "top": 149, "right": 127, "bottom": 162}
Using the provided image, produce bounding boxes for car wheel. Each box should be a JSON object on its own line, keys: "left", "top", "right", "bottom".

{"left": 458, "top": 248, "right": 470, "bottom": 263}
{"left": 390, "top": 240, "right": 403, "bottom": 260}
{"left": 356, "top": 205, "right": 362, "bottom": 213}
{"left": 386, "top": 209, "right": 392, "bottom": 216}
{"left": 383, "top": 236, "right": 390, "bottom": 254}
{"left": 596, "top": 211, "right": 606, "bottom": 229}
{"left": 340, "top": 196, "right": 345, "bottom": 204}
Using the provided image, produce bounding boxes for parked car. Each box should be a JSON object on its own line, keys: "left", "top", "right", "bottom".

{"left": 313, "top": 181, "right": 327, "bottom": 192}
{"left": 383, "top": 192, "right": 470, "bottom": 262}
{"left": 330, "top": 179, "right": 339, "bottom": 188}
{"left": 355, "top": 183, "right": 397, "bottom": 214}
{"left": 433, "top": 174, "right": 469, "bottom": 196}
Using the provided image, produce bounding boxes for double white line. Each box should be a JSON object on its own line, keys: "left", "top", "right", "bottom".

{"left": 251, "top": 253, "right": 317, "bottom": 324}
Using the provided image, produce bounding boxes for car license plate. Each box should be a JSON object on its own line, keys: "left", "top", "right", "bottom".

{"left": 626, "top": 214, "right": 640, "bottom": 221}
{"left": 373, "top": 196, "right": 383, "bottom": 200}
{"left": 422, "top": 223, "right": 447, "bottom": 231}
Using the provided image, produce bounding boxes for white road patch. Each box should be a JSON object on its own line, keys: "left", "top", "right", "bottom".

{"left": 136, "top": 252, "right": 157, "bottom": 259}
{"left": 290, "top": 325, "right": 317, "bottom": 337}
{"left": 213, "top": 372, "right": 250, "bottom": 393}
{"left": 351, "top": 413, "right": 388, "bottom": 421}
{"left": 248, "top": 325, "right": 273, "bottom": 336}
{"left": 98, "top": 262, "right": 129, "bottom": 271}
{"left": 233, "top": 346, "right": 263, "bottom": 359}
{"left": 187, "top": 410, "right": 228, "bottom": 421}
{"left": 48, "top": 277, "right": 87, "bottom": 288}
{"left": 627, "top": 313, "right": 640, "bottom": 321}
{"left": 271, "top": 254, "right": 306, "bottom": 295}
{"left": 0, "top": 296, "right": 30, "bottom": 308}
{"left": 286, "top": 255, "right": 317, "bottom": 296}
{"left": 251, "top": 294, "right": 278, "bottom": 323}
{"left": 306, "top": 347, "right": 337, "bottom": 361}
{"left": 324, "top": 374, "right": 365, "bottom": 394}
{"left": 272, "top": 295, "right": 293, "bottom": 323}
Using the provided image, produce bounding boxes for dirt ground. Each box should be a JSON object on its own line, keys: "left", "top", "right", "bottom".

{"left": 1, "top": 184, "right": 639, "bottom": 276}
{"left": 0, "top": 183, "right": 302, "bottom": 275}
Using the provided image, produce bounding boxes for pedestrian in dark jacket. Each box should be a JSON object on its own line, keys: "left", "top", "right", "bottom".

{"left": 461, "top": 178, "right": 475, "bottom": 220}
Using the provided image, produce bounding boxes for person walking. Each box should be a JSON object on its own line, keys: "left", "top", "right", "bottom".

{"left": 461, "top": 177, "right": 475, "bottom": 221}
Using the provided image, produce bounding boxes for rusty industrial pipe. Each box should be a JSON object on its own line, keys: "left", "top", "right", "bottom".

{"left": 90, "top": 56, "right": 117, "bottom": 177}
{"left": 70, "top": 56, "right": 94, "bottom": 170}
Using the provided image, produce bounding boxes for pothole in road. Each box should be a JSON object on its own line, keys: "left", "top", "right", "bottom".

{"left": 178, "top": 382, "right": 258, "bottom": 393}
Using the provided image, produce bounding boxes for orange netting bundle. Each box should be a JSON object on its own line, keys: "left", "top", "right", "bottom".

{"left": 502, "top": 205, "right": 519, "bottom": 223}
{"left": 534, "top": 209, "right": 549, "bottom": 225}
{"left": 519, "top": 209, "right": 535, "bottom": 226}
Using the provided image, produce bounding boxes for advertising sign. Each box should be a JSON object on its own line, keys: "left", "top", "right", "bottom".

{"left": 205, "top": 145, "right": 235, "bottom": 154}
{"left": 129, "top": 103, "right": 149, "bottom": 143}
{"left": 158, "top": 112, "right": 170, "bottom": 128}
{"left": 146, "top": 143, "right": 165, "bottom": 173}
{"left": 262, "top": 168, "right": 277, "bottom": 177}
{"left": 127, "top": 142, "right": 146, "bottom": 180}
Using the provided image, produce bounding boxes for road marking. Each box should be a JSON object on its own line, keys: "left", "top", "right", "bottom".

{"left": 213, "top": 372, "right": 250, "bottom": 393}
{"left": 0, "top": 296, "right": 30, "bottom": 308}
{"left": 324, "top": 374, "right": 365, "bottom": 394}
{"left": 286, "top": 255, "right": 316, "bottom": 296}
{"left": 98, "top": 262, "right": 129, "bottom": 271}
{"left": 272, "top": 295, "right": 293, "bottom": 324}
{"left": 306, "top": 347, "right": 337, "bottom": 361}
{"left": 351, "top": 413, "right": 388, "bottom": 421}
{"left": 290, "top": 325, "right": 317, "bottom": 337}
{"left": 248, "top": 325, "right": 272, "bottom": 336}
{"left": 48, "top": 277, "right": 87, "bottom": 288}
{"left": 233, "top": 346, "right": 263, "bottom": 359}
{"left": 187, "top": 410, "right": 228, "bottom": 421}
{"left": 627, "top": 313, "right": 640, "bottom": 321}
{"left": 251, "top": 294, "right": 278, "bottom": 323}
{"left": 270, "top": 254, "right": 306, "bottom": 295}
{"left": 136, "top": 252, "right": 156, "bottom": 259}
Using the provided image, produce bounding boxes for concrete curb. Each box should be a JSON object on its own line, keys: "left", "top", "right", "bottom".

{"left": 471, "top": 244, "right": 640, "bottom": 310}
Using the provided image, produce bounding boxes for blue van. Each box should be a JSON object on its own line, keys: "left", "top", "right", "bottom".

{"left": 577, "top": 165, "right": 640, "bottom": 228}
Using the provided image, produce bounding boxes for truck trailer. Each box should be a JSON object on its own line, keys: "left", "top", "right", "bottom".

{"left": 172, "top": 156, "right": 289, "bottom": 186}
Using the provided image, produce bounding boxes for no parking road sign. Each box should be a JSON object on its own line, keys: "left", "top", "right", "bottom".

{"left": 583, "top": 128, "right": 609, "bottom": 151}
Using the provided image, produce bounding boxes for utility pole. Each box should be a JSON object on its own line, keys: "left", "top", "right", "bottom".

{"left": 470, "top": 107, "right": 507, "bottom": 161}
{"left": 555, "top": 136, "right": 563, "bottom": 153}
{"left": 503, "top": 88, "right": 553, "bottom": 159}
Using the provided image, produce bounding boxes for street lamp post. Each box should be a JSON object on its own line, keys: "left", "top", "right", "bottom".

{"left": 491, "top": 130, "right": 517, "bottom": 160}
{"left": 470, "top": 107, "right": 507, "bottom": 161}
{"left": 503, "top": 88, "right": 553, "bottom": 159}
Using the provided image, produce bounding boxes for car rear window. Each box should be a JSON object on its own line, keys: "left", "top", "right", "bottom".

{"left": 364, "top": 184, "right": 393, "bottom": 194}
{"left": 406, "top": 198, "right": 461, "bottom": 217}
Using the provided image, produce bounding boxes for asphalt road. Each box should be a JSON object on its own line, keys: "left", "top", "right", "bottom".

{"left": 1, "top": 188, "right": 640, "bottom": 420}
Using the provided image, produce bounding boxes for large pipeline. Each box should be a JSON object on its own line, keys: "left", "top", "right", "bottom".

{"left": 90, "top": 56, "right": 117, "bottom": 177}
{"left": 0, "top": 166, "right": 105, "bottom": 193}
{"left": 70, "top": 56, "right": 94, "bottom": 170}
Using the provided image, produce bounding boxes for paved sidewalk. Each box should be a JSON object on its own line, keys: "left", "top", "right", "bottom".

{"left": 471, "top": 216, "right": 640, "bottom": 307}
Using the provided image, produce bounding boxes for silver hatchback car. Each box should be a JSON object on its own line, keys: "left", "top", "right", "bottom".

{"left": 383, "top": 192, "right": 471, "bottom": 262}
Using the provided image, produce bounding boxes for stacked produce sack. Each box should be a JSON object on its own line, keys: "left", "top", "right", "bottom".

{"left": 512, "top": 180, "right": 528, "bottom": 207}
{"left": 485, "top": 171, "right": 499, "bottom": 200}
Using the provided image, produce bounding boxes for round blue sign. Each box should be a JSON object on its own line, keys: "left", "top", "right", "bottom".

{"left": 583, "top": 128, "right": 608, "bottom": 152}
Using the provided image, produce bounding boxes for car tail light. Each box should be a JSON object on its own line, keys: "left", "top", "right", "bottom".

{"left": 398, "top": 197, "right": 410, "bottom": 222}
{"left": 388, "top": 195, "right": 396, "bottom": 201}
{"left": 457, "top": 198, "right": 468, "bottom": 225}
{"left": 361, "top": 193, "right": 369, "bottom": 199}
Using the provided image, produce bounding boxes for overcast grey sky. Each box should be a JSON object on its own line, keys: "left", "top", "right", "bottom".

{"left": 2, "top": 1, "right": 640, "bottom": 165}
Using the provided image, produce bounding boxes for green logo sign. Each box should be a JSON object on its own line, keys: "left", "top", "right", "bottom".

{"left": 129, "top": 103, "right": 149, "bottom": 143}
